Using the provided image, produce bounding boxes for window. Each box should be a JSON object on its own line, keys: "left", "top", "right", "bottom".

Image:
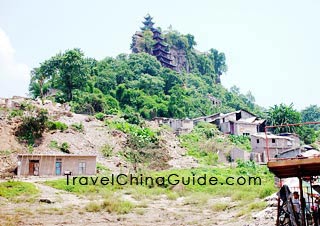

{"left": 243, "top": 133, "right": 250, "bottom": 136}
{"left": 257, "top": 139, "right": 260, "bottom": 143}
{"left": 272, "top": 139, "right": 276, "bottom": 143}
{"left": 79, "top": 161, "right": 86, "bottom": 175}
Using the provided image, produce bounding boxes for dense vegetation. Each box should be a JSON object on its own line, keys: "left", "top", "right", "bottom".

{"left": 28, "top": 27, "right": 319, "bottom": 146}
{"left": 267, "top": 103, "right": 320, "bottom": 144}
{"left": 29, "top": 29, "right": 265, "bottom": 119}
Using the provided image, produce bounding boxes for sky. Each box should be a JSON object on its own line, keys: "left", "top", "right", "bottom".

{"left": 0, "top": 0, "right": 319, "bottom": 110}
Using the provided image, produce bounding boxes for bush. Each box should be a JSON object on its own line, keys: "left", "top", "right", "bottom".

{"left": 60, "top": 142, "right": 70, "bottom": 153}
{"left": 49, "top": 140, "right": 59, "bottom": 149}
{"left": 8, "top": 109, "right": 23, "bottom": 119}
{"left": 100, "top": 144, "right": 113, "bottom": 157}
{"left": 15, "top": 109, "right": 48, "bottom": 145}
{"left": 194, "top": 122, "right": 220, "bottom": 138}
{"left": 71, "top": 123, "right": 84, "bottom": 132}
{"left": 95, "top": 112, "right": 106, "bottom": 121}
{"left": 107, "top": 120, "right": 158, "bottom": 148}
{"left": 229, "top": 135, "right": 251, "bottom": 151}
{"left": 46, "top": 121, "right": 68, "bottom": 131}
{"left": 122, "top": 112, "right": 143, "bottom": 125}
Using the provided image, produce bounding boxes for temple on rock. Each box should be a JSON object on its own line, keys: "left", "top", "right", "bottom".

{"left": 133, "top": 14, "right": 176, "bottom": 70}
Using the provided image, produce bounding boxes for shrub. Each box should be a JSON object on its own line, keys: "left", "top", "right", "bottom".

{"left": 100, "top": 144, "right": 113, "bottom": 157}
{"left": 15, "top": 109, "right": 48, "bottom": 145}
{"left": 194, "top": 122, "right": 220, "bottom": 138}
{"left": 229, "top": 135, "right": 251, "bottom": 151}
{"left": 71, "top": 123, "right": 84, "bottom": 132}
{"left": 46, "top": 121, "right": 68, "bottom": 131}
{"left": 121, "top": 112, "right": 143, "bottom": 125}
{"left": 212, "top": 203, "right": 230, "bottom": 212}
{"left": 49, "top": 140, "right": 59, "bottom": 149}
{"left": 85, "top": 202, "right": 102, "bottom": 212}
{"left": 60, "top": 142, "right": 70, "bottom": 153}
{"left": 95, "top": 112, "right": 106, "bottom": 121}
{"left": 8, "top": 109, "right": 23, "bottom": 119}
{"left": 102, "top": 197, "right": 134, "bottom": 214}
{"left": 107, "top": 120, "right": 158, "bottom": 148}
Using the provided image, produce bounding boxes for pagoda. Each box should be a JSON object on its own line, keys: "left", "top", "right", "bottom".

{"left": 141, "top": 14, "right": 155, "bottom": 31}
{"left": 152, "top": 28, "right": 176, "bottom": 69}
{"left": 139, "top": 14, "right": 176, "bottom": 70}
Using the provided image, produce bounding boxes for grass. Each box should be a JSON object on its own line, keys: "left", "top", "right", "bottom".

{"left": 85, "top": 196, "right": 134, "bottom": 214}
{"left": 211, "top": 202, "right": 230, "bottom": 212}
{"left": 71, "top": 122, "right": 84, "bottom": 132}
{"left": 45, "top": 164, "right": 277, "bottom": 218}
{"left": 0, "top": 149, "right": 12, "bottom": 156}
{"left": 100, "top": 144, "right": 113, "bottom": 158}
{"left": 0, "top": 214, "right": 22, "bottom": 226}
{"left": 0, "top": 181, "right": 39, "bottom": 202}
{"left": 45, "top": 165, "right": 276, "bottom": 199}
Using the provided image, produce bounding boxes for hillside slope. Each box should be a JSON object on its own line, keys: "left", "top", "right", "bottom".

{"left": 0, "top": 97, "right": 198, "bottom": 175}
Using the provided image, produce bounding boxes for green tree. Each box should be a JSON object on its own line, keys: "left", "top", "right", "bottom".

{"left": 208, "top": 49, "right": 227, "bottom": 83}
{"left": 267, "top": 103, "right": 302, "bottom": 133}
{"left": 56, "top": 48, "right": 89, "bottom": 101}
{"left": 301, "top": 105, "right": 320, "bottom": 130}
{"left": 135, "top": 30, "right": 155, "bottom": 54}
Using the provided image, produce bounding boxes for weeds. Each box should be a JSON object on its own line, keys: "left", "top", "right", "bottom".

{"left": 71, "top": 123, "right": 84, "bottom": 132}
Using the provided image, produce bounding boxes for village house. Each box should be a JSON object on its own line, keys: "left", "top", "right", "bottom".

{"left": 154, "top": 109, "right": 266, "bottom": 136}
{"left": 218, "top": 110, "right": 266, "bottom": 136}
{"left": 17, "top": 154, "right": 96, "bottom": 176}
{"left": 250, "top": 133, "right": 301, "bottom": 163}
{"left": 153, "top": 117, "right": 194, "bottom": 135}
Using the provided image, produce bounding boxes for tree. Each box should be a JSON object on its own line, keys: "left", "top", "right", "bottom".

{"left": 208, "top": 49, "right": 227, "bottom": 83}
{"left": 56, "top": 49, "right": 89, "bottom": 101}
{"left": 301, "top": 105, "right": 320, "bottom": 130}
{"left": 267, "top": 103, "right": 302, "bottom": 133}
{"left": 29, "top": 67, "right": 49, "bottom": 100}
{"left": 135, "top": 30, "right": 155, "bottom": 54}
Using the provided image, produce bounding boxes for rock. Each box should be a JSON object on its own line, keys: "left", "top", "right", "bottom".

{"left": 39, "top": 198, "right": 54, "bottom": 204}
{"left": 170, "top": 183, "right": 185, "bottom": 192}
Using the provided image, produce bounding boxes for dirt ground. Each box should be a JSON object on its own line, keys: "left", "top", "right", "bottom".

{"left": 0, "top": 177, "right": 277, "bottom": 226}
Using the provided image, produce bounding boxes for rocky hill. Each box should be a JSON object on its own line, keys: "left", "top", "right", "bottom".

{"left": 0, "top": 97, "right": 198, "bottom": 176}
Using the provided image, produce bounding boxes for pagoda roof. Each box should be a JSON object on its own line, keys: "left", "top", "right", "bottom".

{"left": 153, "top": 35, "right": 164, "bottom": 41}
{"left": 156, "top": 55, "right": 171, "bottom": 62}
{"left": 152, "top": 28, "right": 161, "bottom": 34}
{"left": 153, "top": 46, "right": 169, "bottom": 53}
{"left": 160, "top": 61, "right": 176, "bottom": 68}
{"left": 157, "top": 56, "right": 172, "bottom": 64}
{"left": 143, "top": 21, "right": 154, "bottom": 26}
{"left": 153, "top": 41, "right": 168, "bottom": 47}
{"left": 153, "top": 51, "right": 171, "bottom": 59}
{"left": 144, "top": 14, "right": 153, "bottom": 20}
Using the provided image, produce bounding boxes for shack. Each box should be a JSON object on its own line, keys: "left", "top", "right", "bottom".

{"left": 17, "top": 154, "right": 96, "bottom": 176}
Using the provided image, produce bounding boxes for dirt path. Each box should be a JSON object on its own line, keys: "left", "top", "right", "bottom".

{"left": 34, "top": 182, "right": 89, "bottom": 208}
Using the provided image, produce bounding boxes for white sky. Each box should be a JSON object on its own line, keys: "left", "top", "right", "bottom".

{"left": 0, "top": 0, "right": 319, "bottom": 110}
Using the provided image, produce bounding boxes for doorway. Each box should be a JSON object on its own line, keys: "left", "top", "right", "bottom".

{"left": 55, "top": 159, "right": 62, "bottom": 175}
{"left": 29, "top": 160, "right": 40, "bottom": 176}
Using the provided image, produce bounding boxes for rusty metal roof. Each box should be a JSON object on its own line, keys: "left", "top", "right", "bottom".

{"left": 267, "top": 157, "right": 320, "bottom": 178}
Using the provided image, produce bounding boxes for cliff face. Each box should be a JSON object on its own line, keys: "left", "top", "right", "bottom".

{"left": 131, "top": 32, "right": 190, "bottom": 73}
{"left": 170, "top": 46, "right": 189, "bottom": 73}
